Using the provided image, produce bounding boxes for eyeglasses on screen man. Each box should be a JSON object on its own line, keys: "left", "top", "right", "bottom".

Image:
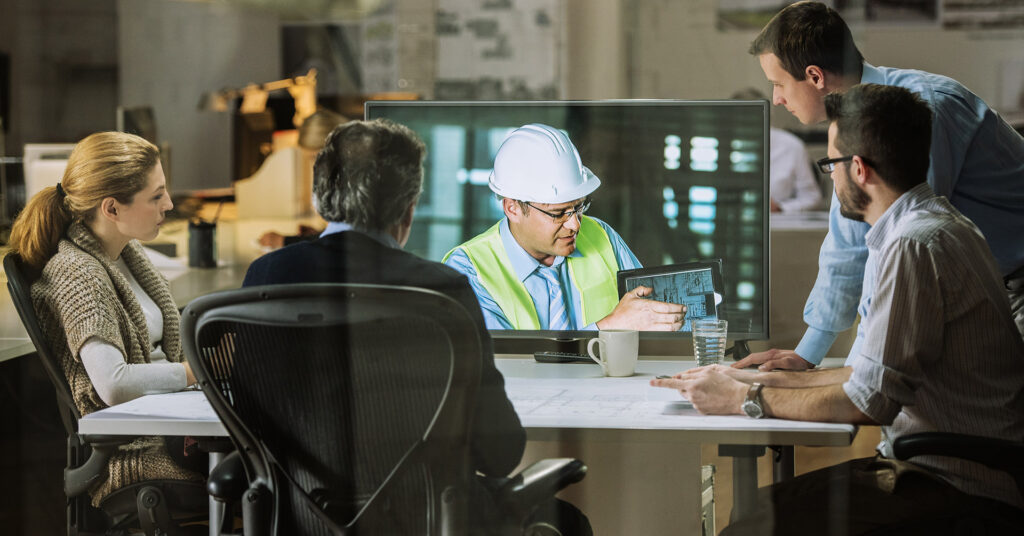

{"left": 525, "top": 198, "right": 591, "bottom": 224}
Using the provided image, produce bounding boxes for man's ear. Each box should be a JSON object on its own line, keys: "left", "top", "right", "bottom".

{"left": 851, "top": 156, "right": 872, "bottom": 187}
{"left": 100, "top": 198, "right": 119, "bottom": 222}
{"left": 805, "top": 65, "right": 827, "bottom": 90}
{"left": 502, "top": 198, "right": 521, "bottom": 221}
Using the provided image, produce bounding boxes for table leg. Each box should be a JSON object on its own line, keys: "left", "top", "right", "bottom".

{"left": 522, "top": 437, "right": 702, "bottom": 534}
{"left": 771, "top": 445, "right": 794, "bottom": 483}
{"left": 209, "top": 452, "right": 224, "bottom": 536}
{"left": 718, "top": 444, "right": 765, "bottom": 521}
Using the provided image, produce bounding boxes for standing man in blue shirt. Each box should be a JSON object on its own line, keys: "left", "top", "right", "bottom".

{"left": 737, "top": 1, "right": 1024, "bottom": 371}
{"left": 444, "top": 123, "right": 686, "bottom": 332}
{"left": 655, "top": 83, "right": 1024, "bottom": 535}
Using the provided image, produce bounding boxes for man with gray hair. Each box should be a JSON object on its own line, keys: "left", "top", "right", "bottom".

{"left": 243, "top": 118, "right": 591, "bottom": 535}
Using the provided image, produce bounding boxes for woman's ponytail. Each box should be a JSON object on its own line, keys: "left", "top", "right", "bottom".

{"left": 8, "top": 185, "right": 74, "bottom": 270}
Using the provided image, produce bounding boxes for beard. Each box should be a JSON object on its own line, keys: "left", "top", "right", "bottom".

{"left": 837, "top": 167, "right": 871, "bottom": 222}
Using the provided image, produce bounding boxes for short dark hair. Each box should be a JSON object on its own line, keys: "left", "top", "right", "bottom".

{"left": 749, "top": 1, "right": 864, "bottom": 81}
{"left": 824, "top": 84, "right": 932, "bottom": 193}
{"left": 312, "top": 119, "right": 425, "bottom": 231}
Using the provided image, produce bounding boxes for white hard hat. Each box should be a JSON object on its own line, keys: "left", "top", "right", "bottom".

{"left": 489, "top": 123, "right": 601, "bottom": 204}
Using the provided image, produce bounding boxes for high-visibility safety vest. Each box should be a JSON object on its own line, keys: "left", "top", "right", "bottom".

{"left": 444, "top": 216, "right": 620, "bottom": 329}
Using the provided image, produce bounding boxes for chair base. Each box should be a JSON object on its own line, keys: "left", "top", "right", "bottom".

{"left": 94, "top": 480, "right": 210, "bottom": 536}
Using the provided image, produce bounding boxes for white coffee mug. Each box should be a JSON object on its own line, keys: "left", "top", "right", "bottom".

{"left": 587, "top": 329, "right": 640, "bottom": 377}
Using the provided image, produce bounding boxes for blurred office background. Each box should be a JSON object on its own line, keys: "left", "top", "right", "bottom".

{"left": 2, "top": 0, "right": 1022, "bottom": 203}
{"left": 2, "top": 0, "right": 1024, "bottom": 533}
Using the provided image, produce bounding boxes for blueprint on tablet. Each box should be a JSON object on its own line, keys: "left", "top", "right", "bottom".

{"left": 622, "top": 267, "right": 718, "bottom": 332}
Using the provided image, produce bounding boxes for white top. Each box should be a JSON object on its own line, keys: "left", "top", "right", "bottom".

{"left": 79, "top": 257, "right": 187, "bottom": 406}
{"left": 770, "top": 128, "right": 822, "bottom": 213}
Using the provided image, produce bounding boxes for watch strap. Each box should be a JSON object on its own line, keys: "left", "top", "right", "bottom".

{"left": 746, "top": 382, "right": 764, "bottom": 403}
{"left": 743, "top": 382, "right": 765, "bottom": 418}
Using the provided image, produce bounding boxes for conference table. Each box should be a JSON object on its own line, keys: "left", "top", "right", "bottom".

{"left": 7, "top": 209, "right": 851, "bottom": 532}
{"left": 78, "top": 358, "right": 857, "bottom": 535}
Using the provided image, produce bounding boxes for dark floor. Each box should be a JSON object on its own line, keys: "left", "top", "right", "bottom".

{"left": 0, "top": 353, "right": 68, "bottom": 535}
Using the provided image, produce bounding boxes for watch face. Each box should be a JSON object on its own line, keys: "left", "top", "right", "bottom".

{"left": 742, "top": 400, "right": 764, "bottom": 419}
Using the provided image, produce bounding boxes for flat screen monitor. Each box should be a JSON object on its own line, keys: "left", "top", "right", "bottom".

{"left": 365, "top": 100, "right": 768, "bottom": 353}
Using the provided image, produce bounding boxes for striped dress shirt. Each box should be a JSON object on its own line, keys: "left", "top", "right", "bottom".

{"left": 843, "top": 183, "right": 1024, "bottom": 509}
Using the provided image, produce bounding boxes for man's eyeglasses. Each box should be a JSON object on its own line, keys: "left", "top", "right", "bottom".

{"left": 816, "top": 155, "right": 874, "bottom": 174}
{"left": 525, "top": 199, "right": 591, "bottom": 224}
{"left": 816, "top": 155, "right": 855, "bottom": 174}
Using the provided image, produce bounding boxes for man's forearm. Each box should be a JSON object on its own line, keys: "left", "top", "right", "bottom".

{"left": 762, "top": 383, "right": 874, "bottom": 424}
{"left": 754, "top": 366, "right": 852, "bottom": 388}
{"left": 798, "top": 195, "right": 871, "bottom": 364}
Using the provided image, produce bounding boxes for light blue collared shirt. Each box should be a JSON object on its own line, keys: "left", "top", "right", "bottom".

{"left": 445, "top": 217, "right": 641, "bottom": 330}
{"left": 796, "top": 63, "right": 1024, "bottom": 365}
{"left": 320, "top": 221, "right": 400, "bottom": 249}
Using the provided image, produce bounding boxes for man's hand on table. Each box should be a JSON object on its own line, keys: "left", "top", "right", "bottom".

{"left": 733, "top": 348, "right": 815, "bottom": 371}
{"left": 650, "top": 365, "right": 748, "bottom": 415}
{"left": 679, "top": 363, "right": 762, "bottom": 384}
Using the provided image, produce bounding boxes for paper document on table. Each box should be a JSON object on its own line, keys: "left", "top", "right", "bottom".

{"left": 101, "top": 391, "right": 217, "bottom": 421}
{"left": 507, "top": 378, "right": 692, "bottom": 423}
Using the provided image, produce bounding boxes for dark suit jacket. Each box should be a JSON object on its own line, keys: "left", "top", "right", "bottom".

{"left": 243, "top": 230, "right": 526, "bottom": 477}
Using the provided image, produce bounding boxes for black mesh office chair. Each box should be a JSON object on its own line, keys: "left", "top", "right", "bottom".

{"left": 894, "top": 431, "right": 1024, "bottom": 496}
{"left": 4, "top": 252, "right": 234, "bottom": 536}
{"left": 885, "top": 433, "right": 1024, "bottom": 533}
{"left": 181, "top": 283, "right": 586, "bottom": 535}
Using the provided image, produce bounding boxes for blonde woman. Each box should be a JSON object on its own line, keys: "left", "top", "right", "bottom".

{"left": 8, "top": 131, "right": 204, "bottom": 505}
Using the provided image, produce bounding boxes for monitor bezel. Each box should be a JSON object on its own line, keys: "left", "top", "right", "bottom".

{"left": 365, "top": 99, "right": 771, "bottom": 348}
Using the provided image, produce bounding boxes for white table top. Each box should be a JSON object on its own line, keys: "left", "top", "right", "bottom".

{"left": 79, "top": 359, "right": 856, "bottom": 449}
{"left": 498, "top": 359, "right": 856, "bottom": 445}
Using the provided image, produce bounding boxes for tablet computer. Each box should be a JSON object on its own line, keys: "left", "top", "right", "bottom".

{"left": 616, "top": 260, "right": 724, "bottom": 332}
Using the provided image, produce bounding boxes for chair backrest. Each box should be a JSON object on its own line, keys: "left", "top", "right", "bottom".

{"left": 4, "top": 253, "right": 104, "bottom": 533}
{"left": 4, "top": 253, "right": 81, "bottom": 433}
{"left": 181, "top": 283, "right": 482, "bottom": 535}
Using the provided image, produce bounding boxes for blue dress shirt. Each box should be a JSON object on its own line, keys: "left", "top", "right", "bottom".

{"left": 445, "top": 217, "right": 641, "bottom": 330}
{"left": 320, "top": 221, "right": 400, "bottom": 248}
{"left": 796, "top": 63, "right": 1024, "bottom": 365}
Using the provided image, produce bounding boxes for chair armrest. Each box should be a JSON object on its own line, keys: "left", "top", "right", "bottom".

{"left": 496, "top": 458, "right": 587, "bottom": 517}
{"left": 65, "top": 435, "right": 135, "bottom": 497}
{"left": 207, "top": 450, "right": 248, "bottom": 502}
{"left": 892, "top": 432, "right": 1024, "bottom": 475}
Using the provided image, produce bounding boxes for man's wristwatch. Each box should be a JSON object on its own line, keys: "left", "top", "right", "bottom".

{"left": 741, "top": 382, "right": 765, "bottom": 419}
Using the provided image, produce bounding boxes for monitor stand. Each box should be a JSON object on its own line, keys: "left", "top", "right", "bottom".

{"left": 551, "top": 337, "right": 587, "bottom": 354}
{"left": 726, "top": 340, "right": 752, "bottom": 361}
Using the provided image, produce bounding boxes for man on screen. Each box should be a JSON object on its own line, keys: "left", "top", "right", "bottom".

{"left": 736, "top": 1, "right": 1024, "bottom": 372}
{"left": 654, "top": 84, "right": 1024, "bottom": 533}
{"left": 444, "top": 123, "right": 686, "bottom": 331}
{"left": 243, "top": 119, "right": 591, "bottom": 535}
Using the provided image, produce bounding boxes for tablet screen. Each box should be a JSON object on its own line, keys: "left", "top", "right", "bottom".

{"left": 618, "top": 261, "right": 723, "bottom": 332}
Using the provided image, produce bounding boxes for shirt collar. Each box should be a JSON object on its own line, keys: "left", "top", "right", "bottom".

{"left": 321, "top": 221, "right": 401, "bottom": 249}
{"left": 498, "top": 218, "right": 580, "bottom": 282}
{"left": 865, "top": 183, "right": 935, "bottom": 249}
{"left": 860, "top": 63, "right": 884, "bottom": 85}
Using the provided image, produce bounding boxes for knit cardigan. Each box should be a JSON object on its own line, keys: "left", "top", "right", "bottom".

{"left": 31, "top": 221, "right": 201, "bottom": 505}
